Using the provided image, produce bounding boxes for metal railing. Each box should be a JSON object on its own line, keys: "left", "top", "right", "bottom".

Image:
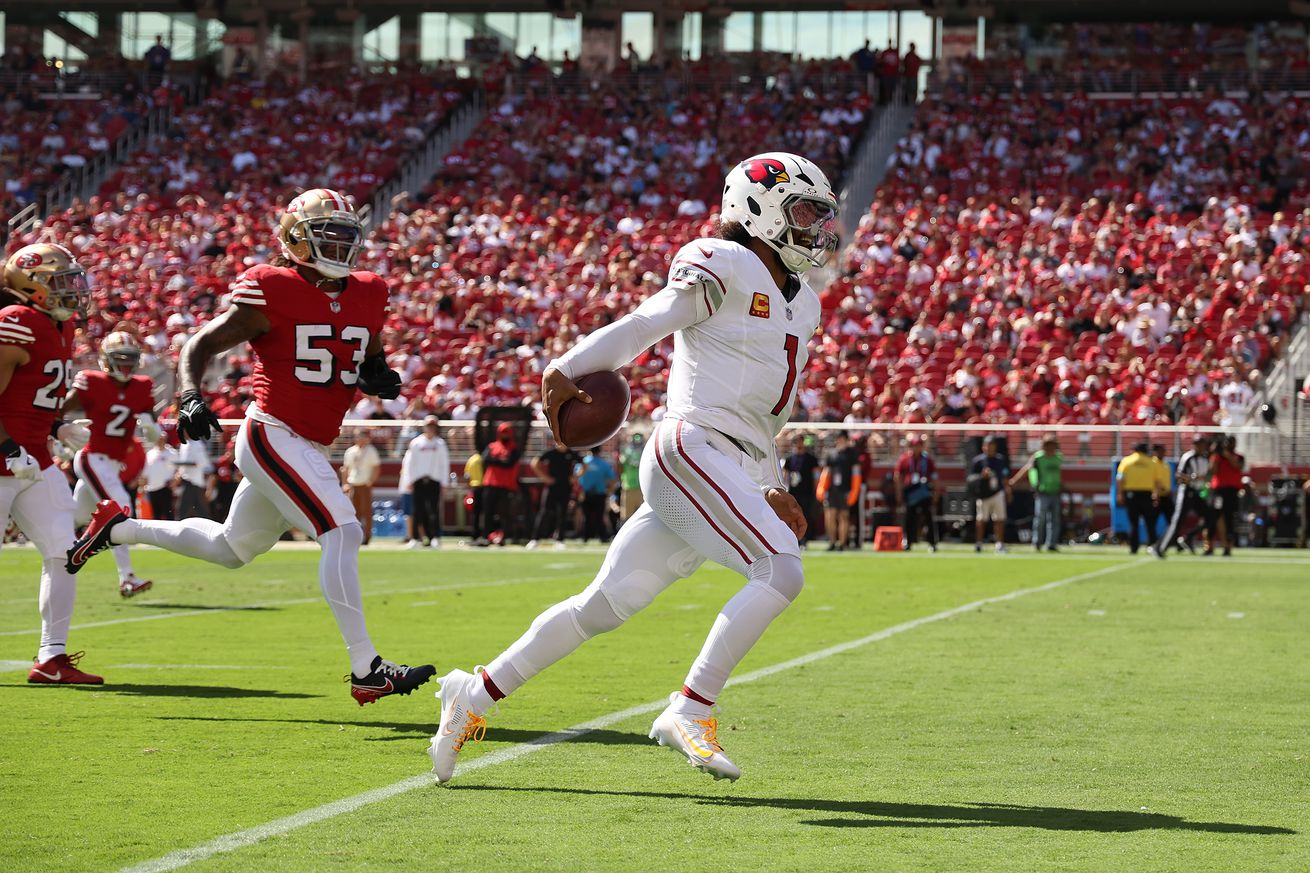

{"left": 1256, "top": 314, "right": 1310, "bottom": 453}
{"left": 837, "top": 92, "right": 914, "bottom": 240}
{"left": 196, "top": 418, "right": 1295, "bottom": 470}
{"left": 38, "top": 102, "right": 173, "bottom": 218}
{"left": 366, "top": 91, "right": 485, "bottom": 233}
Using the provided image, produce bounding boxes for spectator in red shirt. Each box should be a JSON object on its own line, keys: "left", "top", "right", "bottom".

{"left": 480, "top": 422, "right": 523, "bottom": 545}
{"left": 1206, "top": 434, "right": 1244, "bottom": 556}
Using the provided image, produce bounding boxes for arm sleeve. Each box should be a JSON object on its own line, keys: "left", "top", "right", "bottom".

{"left": 551, "top": 276, "right": 710, "bottom": 379}
{"left": 435, "top": 440, "right": 449, "bottom": 481}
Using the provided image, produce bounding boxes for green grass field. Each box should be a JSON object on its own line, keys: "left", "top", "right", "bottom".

{"left": 2, "top": 543, "right": 1308, "bottom": 872}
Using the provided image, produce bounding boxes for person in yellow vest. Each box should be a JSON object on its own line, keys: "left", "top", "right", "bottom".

{"left": 464, "top": 450, "right": 485, "bottom": 544}
{"left": 1116, "top": 442, "right": 1170, "bottom": 556}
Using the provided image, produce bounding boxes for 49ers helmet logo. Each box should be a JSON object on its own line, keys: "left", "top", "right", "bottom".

{"left": 743, "top": 158, "right": 790, "bottom": 189}
{"left": 14, "top": 252, "right": 42, "bottom": 268}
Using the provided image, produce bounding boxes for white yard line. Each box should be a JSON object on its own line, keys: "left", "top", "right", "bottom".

{"left": 117, "top": 560, "right": 1138, "bottom": 873}
{"left": 0, "top": 575, "right": 581, "bottom": 638}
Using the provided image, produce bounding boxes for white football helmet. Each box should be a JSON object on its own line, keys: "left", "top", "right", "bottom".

{"left": 720, "top": 152, "right": 839, "bottom": 273}
{"left": 277, "top": 188, "right": 363, "bottom": 280}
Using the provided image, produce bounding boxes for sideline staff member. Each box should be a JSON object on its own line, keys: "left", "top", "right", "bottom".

{"left": 1117, "top": 441, "right": 1169, "bottom": 555}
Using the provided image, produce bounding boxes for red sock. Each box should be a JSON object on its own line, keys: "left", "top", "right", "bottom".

{"left": 482, "top": 670, "right": 505, "bottom": 702}
{"left": 680, "top": 685, "right": 714, "bottom": 707}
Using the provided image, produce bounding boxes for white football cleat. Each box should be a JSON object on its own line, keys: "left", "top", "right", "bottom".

{"left": 648, "top": 693, "right": 741, "bottom": 782}
{"left": 428, "top": 668, "right": 487, "bottom": 784}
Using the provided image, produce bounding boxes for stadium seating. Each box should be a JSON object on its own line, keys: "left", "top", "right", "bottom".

{"left": 822, "top": 85, "right": 1309, "bottom": 427}
{"left": 30, "top": 71, "right": 469, "bottom": 381}
{"left": 357, "top": 72, "right": 872, "bottom": 422}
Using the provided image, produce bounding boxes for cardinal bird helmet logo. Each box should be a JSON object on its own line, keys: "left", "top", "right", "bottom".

{"left": 742, "top": 158, "right": 789, "bottom": 189}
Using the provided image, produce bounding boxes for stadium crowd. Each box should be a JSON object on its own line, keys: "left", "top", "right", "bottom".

{"left": 818, "top": 86, "right": 1310, "bottom": 428}
{"left": 5, "top": 52, "right": 1308, "bottom": 436}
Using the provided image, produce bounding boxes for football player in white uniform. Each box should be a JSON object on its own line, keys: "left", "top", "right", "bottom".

{"left": 430, "top": 152, "right": 837, "bottom": 783}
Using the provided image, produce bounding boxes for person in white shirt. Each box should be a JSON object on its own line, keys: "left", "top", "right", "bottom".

{"left": 399, "top": 417, "right": 449, "bottom": 548}
{"left": 433, "top": 152, "right": 832, "bottom": 785}
{"left": 143, "top": 435, "right": 180, "bottom": 521}
{"left": 341, "top": 431, "right": 382, "bottom": 545}
{"left": 175, "top": 436, "right": 212, "bottom": 520}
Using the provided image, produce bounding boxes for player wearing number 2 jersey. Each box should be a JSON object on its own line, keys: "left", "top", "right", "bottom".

{"left": 0, "top": 243, "right": 104, "bottom": 684}
{"left": 431, "top": 153, "right": 836, "bottom": 783}
{"left": 68, "top": 188, "right": 435, "bottom": 705}
{"left": 67, "top": 331, "right": 161, "bottom": 598}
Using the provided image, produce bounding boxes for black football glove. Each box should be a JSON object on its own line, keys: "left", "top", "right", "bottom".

{"left": 177, "top": 390, "right": 222, "bottom": 443}
{"left": 357, "top": 354, "right": 402, "bottom": 399}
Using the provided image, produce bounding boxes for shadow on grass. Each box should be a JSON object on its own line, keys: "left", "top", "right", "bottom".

{"left": 18, "top": 684, "right": 320, "bottom": 699}
{"left": 454, "top": 786, "right": 1295, "bottom": 835}
{"left": 125, "top": 603, "right": 280, "bottom": 611}
{"left": 153, "top": 716, "right": 649, "bottom": 746}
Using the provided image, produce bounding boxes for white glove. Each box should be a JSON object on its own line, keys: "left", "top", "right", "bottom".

{"left": 57, "top": 419, "right": 92, "bottom": 452}
{"left": 138, "top": 415, "right": 162, "bottom": 445}
{"left": 4, "top": 445, "right": 42, "bottom": 481}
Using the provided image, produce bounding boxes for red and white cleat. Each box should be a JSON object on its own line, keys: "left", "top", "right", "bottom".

{"left": 27, "top": 651, "right": 104, "bottom": 685}
{"left": 119, "top": 575, "right": 153, "bottom": 598}
{"left": 65, "top": 499, "right": 129, "bottom": 574}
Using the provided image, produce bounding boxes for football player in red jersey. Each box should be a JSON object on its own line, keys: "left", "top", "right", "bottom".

{"left": 67, "top": 330, "right": 161, "bottom": 598}
{"left": 68, "top": 189, "right": 435, "bottom": 705}
{"left": 0, "top": 243, "right": 104, "bottom": 684}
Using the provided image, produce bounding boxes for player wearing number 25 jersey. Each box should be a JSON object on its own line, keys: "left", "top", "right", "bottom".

{"left": 0, "top": 242, "right": 104, "bottom": 684}
{"left": 68, "top": 188, "right": 435, "bottom": 705}
{"left": 432, "top": 153, "right": 836, "bottom": 784}
{"left": 68, "top": 331, "right": 161, "bottom": 598}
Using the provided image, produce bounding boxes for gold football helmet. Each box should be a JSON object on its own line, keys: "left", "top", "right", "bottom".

{"left": 100, "top": 330, "right": 143, "bottom": 382}
{"left": 3, "top": 243, "right": 90, "bottom": 321}
{"left": 277, "top": 188, "right": 363, "bottom": 280}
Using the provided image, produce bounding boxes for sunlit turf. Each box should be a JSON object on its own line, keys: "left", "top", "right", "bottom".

{"left": 1, "top": 544, "right": 1307, "bottom": 872}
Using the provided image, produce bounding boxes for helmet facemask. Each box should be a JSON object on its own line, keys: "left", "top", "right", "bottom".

{"left": 102, "top": 347, "right": 142, "bottom": 382}
{"left": 41, "top": 266, "right": 92, "bottom": 321}
{"left": 286, "top": 217, "right": 363, "bottom": 280}
{"left": 771, "top": 196, "right": 839, "bottom": 273}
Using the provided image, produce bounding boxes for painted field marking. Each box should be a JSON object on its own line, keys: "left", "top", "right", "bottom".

{"left": 0, "top": 574, "right": 586, "bottom": 639}
{"left": 118, "top": 560, "right": 1139, "bottom": 873}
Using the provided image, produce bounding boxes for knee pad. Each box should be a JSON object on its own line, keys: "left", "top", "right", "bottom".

{"left": 568, "top": 588, "right": 625, "bottom": 637}
{"left": 212, "top": 538, "right": 249, "bottom": 570}
{"left": 749, "top": 553, "right": 804, "bottom": 603}
{"left": 592, "top": 566, "right": 672, "bottom": 623}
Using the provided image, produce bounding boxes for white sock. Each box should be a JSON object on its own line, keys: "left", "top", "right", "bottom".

{"left": 469, "top": 672, "right": 498, "bottom": 713}
{"left": 112, "top": 545, "right": 134, "bottom": 580}
{"left": 37, "top": 558, "right": 77, "bottom": 662}
{"left": 668, "top": 694, "right": 713, "bottom": 720}
{"left": 114, "top": 518, "right": 241, "bottom": 567}
{"left": 318, "top": 524, "right": 378, "bottom": 677}
{"left": 682, "top": 580, "right": 792, "bottom": 701}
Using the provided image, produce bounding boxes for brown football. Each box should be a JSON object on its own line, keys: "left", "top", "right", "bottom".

{"left": 556, "top": 370, "right": 631, "bottom": 449}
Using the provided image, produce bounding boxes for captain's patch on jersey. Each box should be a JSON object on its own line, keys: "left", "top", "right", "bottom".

{"left": 749, "top": 292, "right": 770, "bottom": 319}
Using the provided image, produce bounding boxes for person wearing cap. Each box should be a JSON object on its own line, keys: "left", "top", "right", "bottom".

{"left": 894, "top": 434, "right": 938, "bottom": 552}
{"left": 817, "top": 431, "right": 861, "bottom": 551}
{"left": 480, "top": 422, "right": 523, "bottom": 546}
{"left": 1116, "top": 441, "right": 1168, "bottom": 555}
{"left": 968, "top": 436, "right": 1011, "bottom": 554}
{"left": 400, "top": 416, "right": 449, "bottom": 549}
{"left": 782, "top": 433, "right": 820, "bottom": 546}
{"left": 1157, "top": 434, "right": 1213, "bottom": 555}
{"left": 1014, "top": 435, "right": 1062, "bottom": 552}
